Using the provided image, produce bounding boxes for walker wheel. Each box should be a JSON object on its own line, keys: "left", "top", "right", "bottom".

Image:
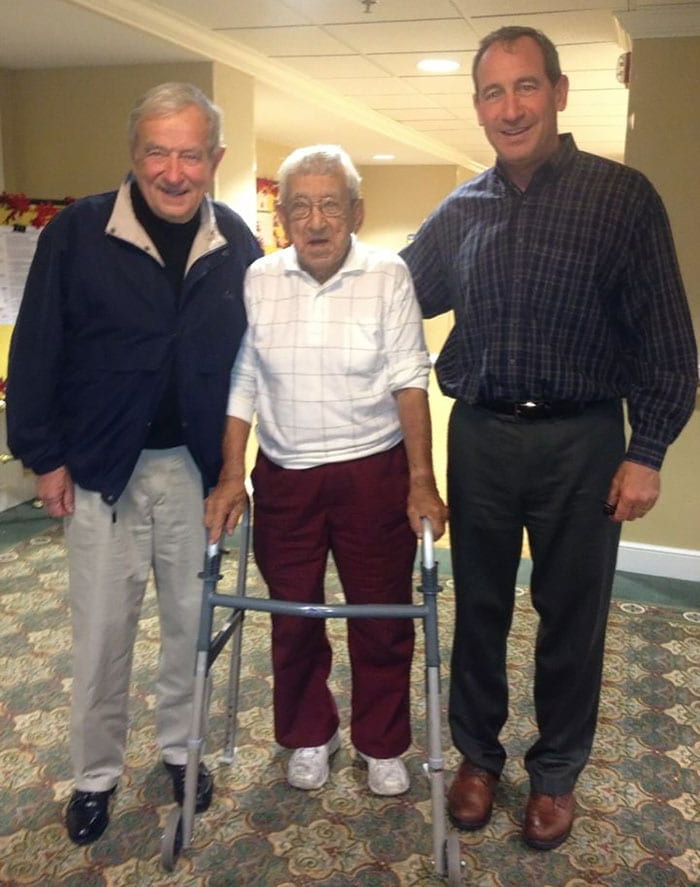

{"left": 161, "top": 807, "right": 184, "bottom": 871}
{"left": 445, "top": 831, "right": 462, "bottom": 885}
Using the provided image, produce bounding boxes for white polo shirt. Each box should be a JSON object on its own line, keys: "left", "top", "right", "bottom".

{"left": 227, "top": 235, "right": 431, "bottom": 469}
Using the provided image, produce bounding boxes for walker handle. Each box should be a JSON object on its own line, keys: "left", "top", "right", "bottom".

{"left": 421, "top": 517, "right": 435, "bottom": 569}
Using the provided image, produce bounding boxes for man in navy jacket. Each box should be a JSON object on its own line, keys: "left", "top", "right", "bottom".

{"left": 7, "top": 82, "right": 261, "bottom": 845}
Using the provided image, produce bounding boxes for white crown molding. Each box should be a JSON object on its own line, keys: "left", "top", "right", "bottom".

{"left": 617, "top": 541, "right": 700, "bottom": 583}
{"left": 615, "top": 6, "right": 700, "bottom": 48}
{"left": 64, "top": 0, "right": 483, "bottom": 171}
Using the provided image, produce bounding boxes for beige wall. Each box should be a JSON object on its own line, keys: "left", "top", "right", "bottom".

{"left": 359, "top": 164, "right": 467, "bottom": 505}
{"left": 623, "top": 37, "right": 699, "bottom": 551}
{"left": 256, "top": 138, "right": 294, "bottom": 180}
{"left": 358, "top": 164, "right": 468, "bottom": 359}
{"left": 0, "top": 63, "right": 214, "bottom": 198}
{"left": 212, "top": 63, "right": 256, "bottom": 227}
{"left": 358, "top": 164, "right": 458, "bottom": 253}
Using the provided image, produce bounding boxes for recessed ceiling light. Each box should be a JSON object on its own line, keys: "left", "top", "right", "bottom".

{"left": 372, "top": 154, "right": 395, "bottom": 161}
{"left": 417, "top": 58, "right": 460, "bottom": 74}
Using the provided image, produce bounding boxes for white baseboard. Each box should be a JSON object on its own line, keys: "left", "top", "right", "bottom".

{"left": 617, "top": 542, "right": 700, "bottom": 583}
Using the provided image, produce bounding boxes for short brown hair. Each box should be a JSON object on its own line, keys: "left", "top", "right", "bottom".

{"left": 472, "top": 27, "right": 562, "bottom": 92}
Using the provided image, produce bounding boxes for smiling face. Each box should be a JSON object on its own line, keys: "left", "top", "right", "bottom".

{"left": 473, "top": 36, "right": 568, "bottom": 190}
{"left": 277, "top": 171, "right": 364, "bottom": 284}
{"left": 131, "top": 103, "right": 224, "bottom": 223}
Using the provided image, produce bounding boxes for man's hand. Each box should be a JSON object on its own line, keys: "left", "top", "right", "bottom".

{"left": 204, "top": 478, "right": 248, "bottom": 544}
{"left": 36, "top": 466, "right": 74, "bottom": 517}
{"left": 605, "top": 460, "right": 660, "bottom": 522}
{"left": 205, "top": 416, "right": 252, "bottom": 543}
{"left": 393, "top": 387, "right": 448, "bottom": 540}
{"left": 407, "top": 474, "right": 448, "bottom": 540}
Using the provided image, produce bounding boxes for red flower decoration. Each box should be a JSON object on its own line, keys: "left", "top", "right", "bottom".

{"left": 1, "top": 191, "right": 32, "bottom": 222}
{"left": 1, "top": 191, "right": 74, "bottom": 228}
{"left": 31, "top": 203, "right": 60, "bottom": 228}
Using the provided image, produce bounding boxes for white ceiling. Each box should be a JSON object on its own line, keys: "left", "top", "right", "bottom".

{"left": 1, "top": 0, "right": 699, "bottom": 170}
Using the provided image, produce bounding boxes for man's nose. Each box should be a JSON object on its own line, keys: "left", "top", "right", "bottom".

{"left": 163, "top": 153, "right": 183, "bottom": 181}
{"left": 502, "top": 91, "right": 524, "bottom": 120}
{"left": 307, "top": 203, "right": 327, "bottom": 224}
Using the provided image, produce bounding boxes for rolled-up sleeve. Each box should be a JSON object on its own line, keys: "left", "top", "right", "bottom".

{"left": 383, "top": 259, "right": 431, "bottom": 393}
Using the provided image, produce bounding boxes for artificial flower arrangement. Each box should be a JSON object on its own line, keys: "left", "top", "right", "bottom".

{"left": 0, "top": 191, "right": 74, "bottom": 228}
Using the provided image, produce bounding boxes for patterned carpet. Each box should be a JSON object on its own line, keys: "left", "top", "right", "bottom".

{"left": 0, "top": 524, "right": 698, "bottom": 887}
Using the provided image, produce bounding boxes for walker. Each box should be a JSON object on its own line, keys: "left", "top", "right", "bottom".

{"left": 160, "top": 505, "right": 463, "bottom": 884}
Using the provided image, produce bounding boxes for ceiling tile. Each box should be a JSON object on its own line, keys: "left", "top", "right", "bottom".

{"left": 565, "top": 90, "right": 630, "bottom": 112}
{"left": 568, "top": 69, "right": 628, "bottom": 89}
{"left": 452, "top": 0, "right": 615, "bottom": 15}
{"left": 280, "top": 55, "right": 389, "bottom": 78}
{"left": 282, "top": 0, "right": 463, "bottom": 24}
{"left": 410, "top": 120, "right": 474, "bottom": 132}
{"left": 161, "top": 0, "right": 307, "bottom": 28}
{"left": 219, "top": 25, "right": 354, "bottom": 56}
{"left": 321, "top": 78, "right": 417, "bottom": 96}
{"left": 402, "top": 75, "right": 474, "bottom": 96}
{"left": 325, "top": 19, "right": 479, "bottom": 54}
{"left": 387, "top": 108, "right": 460, "bottom": 121}
{"left": 368, "top": 51, "right": 475, "bottom": 77}
{"left": 363, "top": 94, "right": 442, "bottom": 110}
{"left": 558, "top": 41, "right": 623, "bottom": 70}
{"left": 470, "top": 10, "right": 620, "bottom": 44}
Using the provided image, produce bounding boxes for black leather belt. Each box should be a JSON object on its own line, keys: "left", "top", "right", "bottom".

{"left": 476, "top": 400, "right": 588, "bottom": 419}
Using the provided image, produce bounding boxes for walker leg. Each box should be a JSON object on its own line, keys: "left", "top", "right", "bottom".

{"left": 220, "top": 507, "right": 251, "bottom": 763}
{"left": 445, "top": 831, "right": 462, "bottom": 885}
{"left": 219, "top": 618, "right": 244, "bottom": 764}
{"left": 160, "top": 807, "right": 184, "bottom": 871}
{"left": 420, "top": 519, "right": 464, "bottom": 883}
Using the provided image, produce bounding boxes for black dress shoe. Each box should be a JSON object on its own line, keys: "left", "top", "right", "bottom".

{"left": 164, "top": 761, "right": 214, "bottom": 812}
{"left": 65, "top": 786, "right": 116, "bottom": 845}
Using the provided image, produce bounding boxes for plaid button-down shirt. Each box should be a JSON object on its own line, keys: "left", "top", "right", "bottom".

{"left": 402, "top": 134, "right": 697, "bottom": 470}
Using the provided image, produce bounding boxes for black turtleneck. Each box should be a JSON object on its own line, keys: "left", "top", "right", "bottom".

{"left": 131, "top": 181, "right": 201, "bottom": 448}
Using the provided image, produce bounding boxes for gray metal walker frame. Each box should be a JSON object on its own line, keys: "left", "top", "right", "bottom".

{"left": 160, "top": 505, "right": 463, "bottom": 883}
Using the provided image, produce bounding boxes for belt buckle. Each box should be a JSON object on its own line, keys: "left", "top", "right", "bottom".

{"left": 514, "top": 400, "right": 545, "bottom": 418}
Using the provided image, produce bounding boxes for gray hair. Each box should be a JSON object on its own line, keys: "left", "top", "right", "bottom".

{"left": 472, "top": 26, "right": 562, "bottom": 92}
{"left": 277, "top": 145, "right": 362, "bottom": 204}
{"left": 128, "top": 82, "right": 223, "bottom": 155}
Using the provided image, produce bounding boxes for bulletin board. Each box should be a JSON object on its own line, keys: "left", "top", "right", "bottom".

{"left": 256, "top": 178, "right": 288, "bottom": 255}
{"left": 0, "top": 193, "right": 73, "bottom": 380}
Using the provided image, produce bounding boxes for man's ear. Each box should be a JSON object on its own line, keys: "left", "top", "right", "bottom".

{"left": 473, "top": 93, "right": 485, "bottom": 127}
{"left": 210, "top": 146, "right": 226, "bottom": 177}
{"left": 275, "top": 202, "right": 293, "bottom": 243}
{"left": 554, "top": 74, "right": 569, "bottom": 112}
{"left": 352, "top": 198, "right": 365, "bottom": 233}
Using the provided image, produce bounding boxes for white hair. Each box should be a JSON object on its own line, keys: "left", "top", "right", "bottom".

{"left": 277, "top": 145, "right": 362, "bottom": 203}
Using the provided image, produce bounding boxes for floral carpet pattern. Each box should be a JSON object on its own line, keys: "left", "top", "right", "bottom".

{"left": 0, "top": 526, "right": 698, "bottom": 887}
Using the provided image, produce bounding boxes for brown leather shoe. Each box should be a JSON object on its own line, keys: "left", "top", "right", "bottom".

{"left": 447, "top": 758, "right": 499, "bottom": 830}
{"left": 523, "top": 791, "right": 575, "bottom": 850}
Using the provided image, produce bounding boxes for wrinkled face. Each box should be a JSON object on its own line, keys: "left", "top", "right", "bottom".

{"left": 473, "top": 36, "right": 568, "bottom": 188}
{"left": 131, "top": 104, "right": 224, "bottom": 223}
{"left": 277, "top": 172, "right": 364, "bottom": 284}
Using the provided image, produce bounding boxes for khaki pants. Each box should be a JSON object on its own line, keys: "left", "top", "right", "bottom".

{"left": 65, "top": 447, "right": 205, "bottom": 791}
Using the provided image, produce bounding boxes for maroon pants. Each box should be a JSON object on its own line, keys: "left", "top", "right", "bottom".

{"left": 251, "top": 444, "right": 416, "bottom": 758}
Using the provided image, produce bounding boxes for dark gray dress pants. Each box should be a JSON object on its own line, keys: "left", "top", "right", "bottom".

{"left": 447, "top": 399, "right": 624, "bottom": 794}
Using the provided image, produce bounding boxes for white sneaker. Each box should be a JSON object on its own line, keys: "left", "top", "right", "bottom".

{"left": 287, "top": 731, "right": 341, "bottom": 790}
{"left": 359, "top": 753, "right": 410, "bottom": 796}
